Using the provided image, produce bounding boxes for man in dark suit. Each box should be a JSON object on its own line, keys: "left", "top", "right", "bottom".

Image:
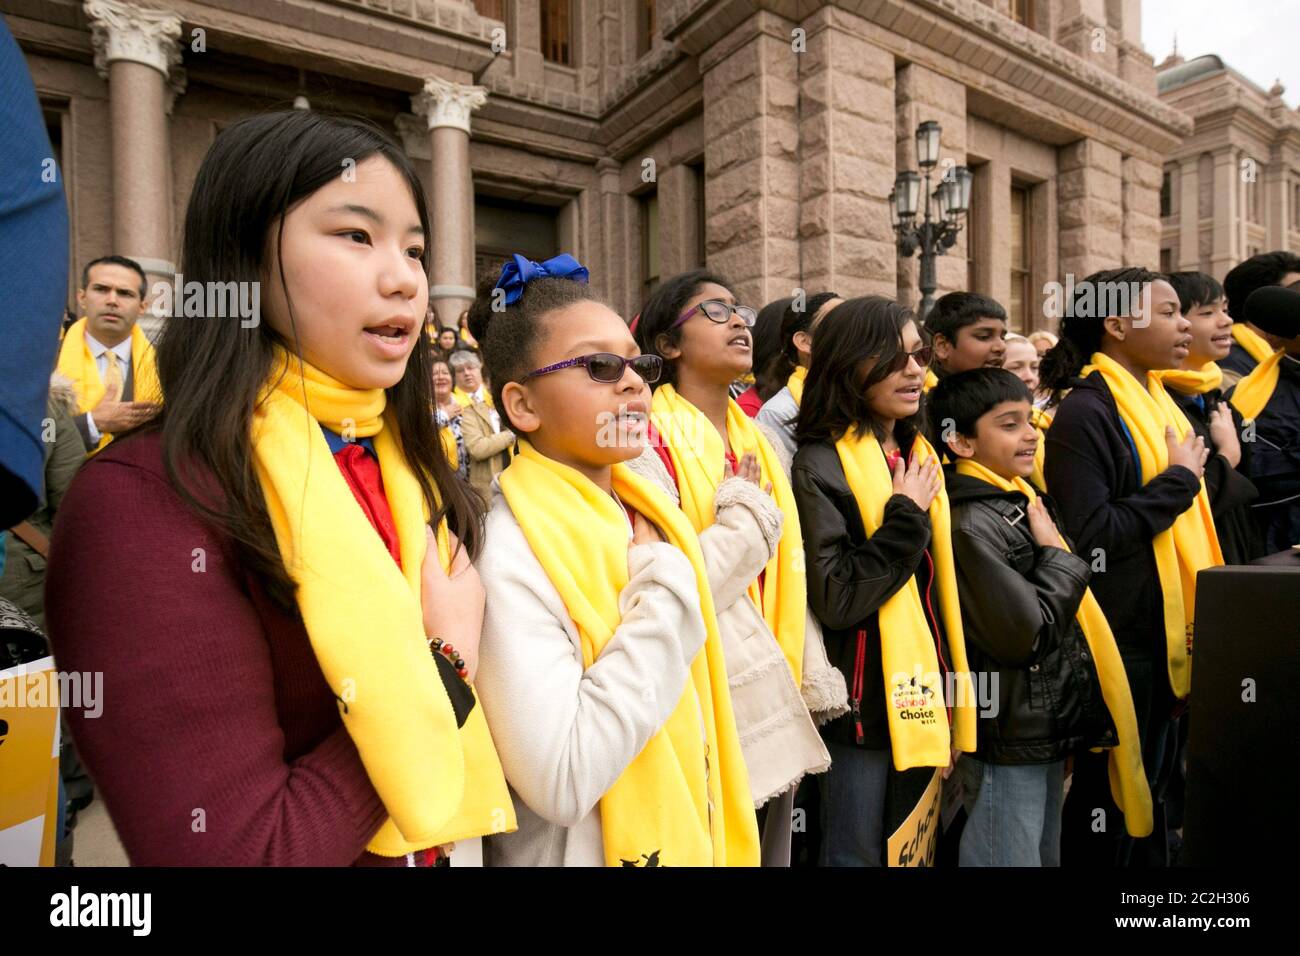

{"left": 57, "top": 256, "right": 160, "bottom": 451}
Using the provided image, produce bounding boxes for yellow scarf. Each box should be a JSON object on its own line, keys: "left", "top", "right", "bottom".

{"left": 953, "top": 459, "right": 1154, "bottom": 837}
{"left": 55, "top": 317, "right": 160, "bottom": 449}
{"left": 439, "top": 428, "right": 459, "bottom": 468}
{"left": 651, "top": 385, "right": 806, "bottom": 686}
{"left": 1028, "top": 406, "right": 1053, "bottom": 490}
{"left": 924, "top": 368, "right": 939, "bottom": 392}
{"left": 499, "top": 441, "right": 760, "bottom": 866}
{"left": 834, "top": 427, "right": 977, "bottom": 769}
{"left": 251, "top": 351, "right": 514, "bottom": 856}
{"left": 1230, "top": 349, "right": 1286, "bottom": 421}
{"left": 1231, "top": 323, "right": 1275, "bottom": 364}
{"left": 435, "top": 401, "right": 460, "bottom": 468}
{"left": 786, "top": 366, "right": 807, "bottom": 407}
{"left": 1155, "top": 362, "right": 1223, "bottom": 396}
{"left": 1084, "top": 353, "right": 1224, "bottom": 699}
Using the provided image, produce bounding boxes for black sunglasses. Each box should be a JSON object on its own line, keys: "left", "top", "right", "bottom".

{"left": 882, "top": 345, "right": 934, "bottom": 375}
{"left": 523, "top": 352, "right": 664, "bottom": 384}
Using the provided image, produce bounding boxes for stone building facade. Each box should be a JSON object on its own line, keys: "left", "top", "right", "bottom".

{"left": 8, "top": 0, "right": 1189, "bottom": 334}
{"left": 1156, "top": 53, "right": 1300, "bottom": 282}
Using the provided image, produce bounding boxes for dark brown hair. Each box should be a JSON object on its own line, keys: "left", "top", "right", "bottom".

{"left": 152, "top": 110, "right": 482, "bottom": 613}
{"left": 795, "top": 296, "right": 920, "bottom": 446}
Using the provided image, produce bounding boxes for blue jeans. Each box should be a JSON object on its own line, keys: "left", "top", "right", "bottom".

{"left": 818, "top": 742, "right": 890, "bottom": 867}
{"left": 957, "top": 756, "right": 1065, "bottom": 867}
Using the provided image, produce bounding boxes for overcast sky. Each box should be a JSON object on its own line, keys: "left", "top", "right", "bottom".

{"left": 1142, "top": 0, "right": 1300, "bottom": 107}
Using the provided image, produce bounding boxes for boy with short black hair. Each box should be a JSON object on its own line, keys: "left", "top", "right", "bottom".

{"left": 1160, "top": 272, "right": 1262, "bottom": 564}
{"left": 929, "top": 368, "right": 1149, "bottom": 867}
{"left": 1221, "top": 251, "right": 1300, "bottom": 387}
{"left": 923, "top": 292, "right": 1008, "bottom": 385}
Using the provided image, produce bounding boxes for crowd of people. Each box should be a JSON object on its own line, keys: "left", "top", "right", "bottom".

{"left": 5, "top": 109, "right": 1298, "bottom": 868}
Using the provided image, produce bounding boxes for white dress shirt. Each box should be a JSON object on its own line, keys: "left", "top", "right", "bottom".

{"left": 84, "top": 331, "right": 134, "bottom": 444}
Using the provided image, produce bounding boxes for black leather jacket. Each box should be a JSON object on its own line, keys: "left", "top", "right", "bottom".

{"left": 945, "top": 469, "right": 1116, "bottom": 764}
{"left": 791, "top": 433, "right": 947, "bottom": 751}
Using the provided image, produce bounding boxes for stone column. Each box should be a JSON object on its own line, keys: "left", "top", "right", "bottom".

{"left": 85, "top": 0, "right": 183, "bottom": 333}
{"left": 412, "top": 77, "right": 487, "bottom": 328}
{"left": 975, "top": 159, "right": 1012, "bottom": 308}
{"left": 510, "top": 0, "right": 546, "bottom": 84}
{"left": 1028, "top": 178, "right": 1059, "bottom": 331}
{"left": 595, "top": 158, "right": 628, "bottom": 317}
{"left": 1121, "top": 155, "right": 1161, "bottom": 267}
{"left": 655, "top": 162, "right": 692, "bottom": 278}
{"left": 795, "top": 11, "right": 896, "bottom": 301}
{"left": 1210, "top": 146, "right": 1240, "bottom": 280}
{"left": 1056, "top": 0, "right": 1117, "bottom": 75}
{"left": 700, "top": 11, "right": 800, "bottom": 308}
{"left": 1177, "top": 157, "right": 1199, "bottom": 271}
{"left": 1057, "top": 138, "right": 1122, "bottom": 281}
{"left": 1264, "top": 153, "right": 1288, "bottom": 251}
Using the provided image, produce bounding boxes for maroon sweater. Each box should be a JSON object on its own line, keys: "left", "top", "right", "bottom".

{"left": 45, "top": 429, "right": 401, "bottom": 866}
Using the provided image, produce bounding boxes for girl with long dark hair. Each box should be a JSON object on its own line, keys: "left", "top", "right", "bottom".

{"left": 791, "top": 295, "right": 977, "bottom": 867}
{"left": 44, "top": 110, "right": 511, "bottom": 865}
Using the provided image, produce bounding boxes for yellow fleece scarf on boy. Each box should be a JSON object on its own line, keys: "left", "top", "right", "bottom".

{"left": 1155, "top": 362, "right": 1223, "bottom": 396}
{"left": 651, "top": 384, "right": 806, "bottom": 686}
{"left": 251, "top": 351, "right": 514, "bottom": 856}
{"left": 1028, "top": 406, "right": 1053, "bottom": 490}
{"left": 834, "top": 427, "right": 977, "bottom": 770}
{"left": 953, "top": 459, "right": 1154, "bottom": 837}
{"left": 1231, "top": 323, "right": 1275, "bottom": 365}
{"left": 1084, "top": 353, "right": 1224, "bottom": 699}
{"left": 55, "top": 317, "right": 161, "bottom": 449}
{"left": 499, "top": 441, "right": 760, "bottom": 866}
{"left": 1230, "top": 349, "right": 1286, "bottom": 421}
{"left": 786, "top": 366, "right": 807, "bottom": 406}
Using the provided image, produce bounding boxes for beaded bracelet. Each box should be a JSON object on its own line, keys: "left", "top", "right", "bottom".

{"left": 430, "top": 637, "right": 469, "bottom": 681}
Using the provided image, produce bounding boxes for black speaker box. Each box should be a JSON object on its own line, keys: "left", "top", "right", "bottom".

{"left": 1183, "top": 553, "right": 1300, "bottom": 864}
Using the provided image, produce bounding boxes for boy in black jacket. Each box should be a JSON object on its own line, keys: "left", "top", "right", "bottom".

{"left": 1162, "top": 271, "right": 1263, "bottom": 564}
{"left": 930, "top": 369, "right": 1116, "bottom": 866}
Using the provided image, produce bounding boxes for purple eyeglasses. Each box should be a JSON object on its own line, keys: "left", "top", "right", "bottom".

{"left": 670, "top": 299, "right": 758, "bottom": 330}
{"left": 523, "top": 352, "right": 664, "bottom": 384}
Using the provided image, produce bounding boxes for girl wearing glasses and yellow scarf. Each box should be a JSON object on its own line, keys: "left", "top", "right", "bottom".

{"left": 631, "top": 270, "right": 846, "bottom": 866}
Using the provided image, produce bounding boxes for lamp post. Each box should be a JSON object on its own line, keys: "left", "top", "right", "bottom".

{"left": 890, "top": 120, "right": 973, "bottom": 320}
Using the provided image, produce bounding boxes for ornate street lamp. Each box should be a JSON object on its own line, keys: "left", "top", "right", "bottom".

{"left": 892, "top": 120, "right": 973, "bottom": 319}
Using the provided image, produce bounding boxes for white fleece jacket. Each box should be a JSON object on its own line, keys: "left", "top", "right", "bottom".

{"left": 474, "top": 488, "right": 708, "bottom": 867}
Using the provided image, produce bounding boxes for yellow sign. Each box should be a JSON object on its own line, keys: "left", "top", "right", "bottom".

{"left": 887, "top": 768, "right": 942, "bottom": 867}
{"left": 0, "top": 657, "right": 61, "bottom": 866}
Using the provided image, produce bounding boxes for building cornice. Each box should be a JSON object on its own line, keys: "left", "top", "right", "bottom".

{"left": 662, "top": 0, "right": 1191, "bottom": 155}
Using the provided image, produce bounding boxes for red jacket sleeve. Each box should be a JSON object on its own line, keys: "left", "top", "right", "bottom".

{"left": 44, "top": 452, "right": 389, "bottom": 865}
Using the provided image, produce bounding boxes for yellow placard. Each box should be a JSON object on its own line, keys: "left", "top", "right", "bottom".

{"left": 0, "top": 657, "right": 61, "bottom": 866}
{"left": 887, "top": 768, "right": 942, "bottom": 867}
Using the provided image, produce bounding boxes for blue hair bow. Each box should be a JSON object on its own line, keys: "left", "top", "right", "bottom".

{"left": 494, "top": 253, "right": 590, "bottom": 305}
